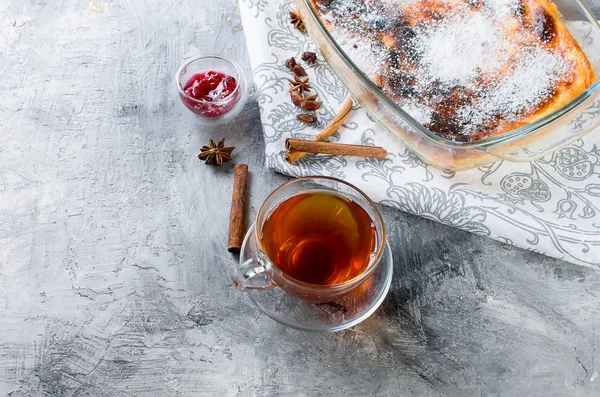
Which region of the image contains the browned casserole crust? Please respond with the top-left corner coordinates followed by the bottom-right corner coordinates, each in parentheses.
top-left (310, 0), bottom-right (596, 142)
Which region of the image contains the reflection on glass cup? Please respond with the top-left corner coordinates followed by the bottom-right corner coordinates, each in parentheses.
top-left (233, 176), bottom-right (386, 303)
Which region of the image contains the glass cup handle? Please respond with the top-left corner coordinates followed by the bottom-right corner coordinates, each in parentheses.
top-left (232, 257), bottom-right (276, 290)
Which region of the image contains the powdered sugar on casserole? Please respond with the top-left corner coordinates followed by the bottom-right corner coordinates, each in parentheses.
top-left (310, 0), bottom-right (596, 141)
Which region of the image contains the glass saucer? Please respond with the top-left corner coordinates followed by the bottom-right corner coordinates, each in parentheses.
top-left (240, 223), bottom-right (393, 333)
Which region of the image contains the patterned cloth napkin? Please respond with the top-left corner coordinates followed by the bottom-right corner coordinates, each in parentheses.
top-left (239, 0), bottom-right (600, 267)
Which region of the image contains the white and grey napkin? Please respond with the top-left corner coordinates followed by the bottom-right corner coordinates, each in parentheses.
top-left (239, 0), bottom-right (600, 267)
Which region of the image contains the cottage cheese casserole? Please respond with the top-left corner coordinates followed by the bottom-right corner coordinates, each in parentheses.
top-left (308, 0), bottom-right (596, 142)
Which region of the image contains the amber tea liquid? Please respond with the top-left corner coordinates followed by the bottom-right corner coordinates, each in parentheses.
top-left (260, 192), bottom-right (377, 285)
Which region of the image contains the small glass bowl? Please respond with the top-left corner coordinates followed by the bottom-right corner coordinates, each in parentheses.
top-left (175, 55), bottom-right (249, 125)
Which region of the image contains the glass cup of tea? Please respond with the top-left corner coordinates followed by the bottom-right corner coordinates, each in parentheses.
top-left (233, 176), bottom-right (386, 303)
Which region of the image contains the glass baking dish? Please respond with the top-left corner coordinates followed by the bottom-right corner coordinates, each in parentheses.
top-left (295, 0), bottom-right (600, 170)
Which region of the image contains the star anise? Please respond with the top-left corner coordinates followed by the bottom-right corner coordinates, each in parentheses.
top-left (304, 95), bottom-right (322, 111)
top-left (290, 11), bottom-right (305, 33)
top-left (290, 91), bottom-right (303, 107)
top-left (301, 51), bottom-right (317, 65)
top-left (288, 75), bottom-right (311, 98)
top-left (285, 57), bottom-right (297, 70)
top-left (198, 138), bottom-right (235, 166)
top-left (297, 114), bottom-right (317, 125)
top-left (291, 64), bottom-right (307, 77)
top-left (285, 57), bottom-right (307, 76)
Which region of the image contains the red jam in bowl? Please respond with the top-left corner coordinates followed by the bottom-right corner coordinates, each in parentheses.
top-left (180, 71), bottom-right (239, 118)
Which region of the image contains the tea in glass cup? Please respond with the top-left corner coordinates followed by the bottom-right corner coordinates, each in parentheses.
top-left (233, 176), bottom-right (386, 303)
top-left (260, 192), bottom-right (376, 285)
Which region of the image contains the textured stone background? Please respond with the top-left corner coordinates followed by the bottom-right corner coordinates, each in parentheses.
top-left (1, 0), bottom-right (600, 396)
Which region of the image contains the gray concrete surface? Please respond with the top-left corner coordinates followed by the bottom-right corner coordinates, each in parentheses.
top-left (1, 0), bottom-right (600, 396)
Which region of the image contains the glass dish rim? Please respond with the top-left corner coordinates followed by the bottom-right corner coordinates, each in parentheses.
top-left (175, 54), bottom-right (244, 106)
top-left (299, 0), bottom-right (600, 150)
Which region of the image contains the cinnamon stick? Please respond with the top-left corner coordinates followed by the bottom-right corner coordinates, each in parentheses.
top-left (286, 97), bottom-right (353, 163)
top-left (228, 164), bottom-right (249, 253)
top-left (286, 139), bottom-right (387, 159)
